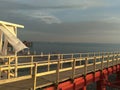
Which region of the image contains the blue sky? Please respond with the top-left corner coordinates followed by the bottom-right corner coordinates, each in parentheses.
top-left (1, 0), bottom-right (120, 43)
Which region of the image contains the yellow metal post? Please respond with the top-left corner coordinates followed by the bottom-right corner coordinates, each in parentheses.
top-left (60, 54), bottom-right (63, 69)
top-left (107, 54), bottom-right (109, 68)
top-left (15, 56), bottom-right (18, 77)
top-left (31, 56), bottom-right (34, 76)
top-left (84, 58), bottom-right (88, 75)
top-left (93, 57), bottom-right (96, 72)
top-left (48, 54), bottom-right (50, 71)
top-left (72, 59), bottom-right (76, 79)
top-left (8, 57), bottom-right (10, 79)
top-left (33, 63), bottom-right (37, 90)
top-left (112, 52), bottom-right (114, 66)
top-left (101, 56), bottom-right (104, 70)
top-left (56, 60), bottom-right (60, 85)
top-left (79, 53), bottom-right (81, 65)
top-left (71, 54), bottom-right (73, 67)
top-left (116, 53), bottom-right (119, 65)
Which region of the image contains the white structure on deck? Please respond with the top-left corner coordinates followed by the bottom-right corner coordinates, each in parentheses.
top-left (0, 21), bottom-right (27, 56)
top-left (0, 21), bottom-right (27, 78)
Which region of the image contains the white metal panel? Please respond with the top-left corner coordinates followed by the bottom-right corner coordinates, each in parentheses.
top-left (0, 21), bottom-right (24, 28)
top-left (0, 24), bottom-right (27, 52)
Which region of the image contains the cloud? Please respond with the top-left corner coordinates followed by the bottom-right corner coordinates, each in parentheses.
top-left (12, 10), bottom-right (61, 24)
top-left (39, 15), bottom-right (61, 24)
top-left (30, 12), bottom-right (61, 24)
top-left (0, 0), bottom-right (107, 24)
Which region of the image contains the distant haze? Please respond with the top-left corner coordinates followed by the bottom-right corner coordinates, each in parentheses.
top-left (1, 0), bottom-right (120, 43)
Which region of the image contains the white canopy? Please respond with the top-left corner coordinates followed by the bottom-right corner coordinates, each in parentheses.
top-left (0, 21), bottom-right (27, 55)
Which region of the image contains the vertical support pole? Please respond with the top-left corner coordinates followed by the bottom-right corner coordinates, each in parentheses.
top-left (112, 52), bottom-right (114, 66)
top-left (58, 54), bottom-right (62, 69)
top-left (72, 59), bottom-right (76, 79)
top-left (60, 54), bottom-right (63, 69)
top-left (79, 53), bottom-right (81, 65)
top-left (58, 54), bottom-right (60, 60)
top-left (107, 54), bottom-right (109, 68)
top-left (8, 57), bottom-right (10, 79)
top-left (118, 52), bottom-right (120, 64)
top-left (84, 58), bottom-right (87, 75)
top-left (48, 54), bottom-right (50, 71)
top-left (33, 63), bottom-right (37, 90)
top-left (31, 56), bottom-right (33, 76)
top-left (93, 57), bottom-right (96, 72)
top-left (56, 60), bottom-right (60, 85)
top-left (116, 53), bottom-right (118, 65)
top-left (71, 54), bottom-right (73, 67)
top-left (15, 56), bottom-right (18, 77)
top-left (98, 52), bottom-right (100, 62)
top-left (101, 56), bottom-right (104, 70)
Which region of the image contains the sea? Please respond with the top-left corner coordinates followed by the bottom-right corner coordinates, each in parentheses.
top-left (29, 42), bottom-right (120, 54)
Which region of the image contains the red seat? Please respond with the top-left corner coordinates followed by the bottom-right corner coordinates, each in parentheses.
top-left (86, 73), bottom-right (94, 85)
top-left (61, 84), bottom-right (74, 90)
top-left (95, 71), bottom-right (101, 82)
top-left (74, 77), bottom-right (85, 90)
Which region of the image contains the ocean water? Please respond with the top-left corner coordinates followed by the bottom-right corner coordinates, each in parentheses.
top-left (29, 42), bottom-right (120, 54)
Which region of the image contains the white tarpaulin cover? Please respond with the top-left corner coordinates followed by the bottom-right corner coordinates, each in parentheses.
top-left (0, 25), bottom-right (28, 52)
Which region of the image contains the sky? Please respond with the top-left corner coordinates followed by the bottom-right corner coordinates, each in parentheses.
top-left (0, 0), bottom-right (120, 43)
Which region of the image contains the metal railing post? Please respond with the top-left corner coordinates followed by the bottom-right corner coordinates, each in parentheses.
top-left (107, 53), bottom-right (109, 68)
top-left (15, 56), bottom-right (18, 78)
top-left (79, 53), bottom-right (81, 65)
top-left (98, 52), bottom-right (100, 62)
top-left (31, 56), bottom-right (34, 76)
top-left (60, 54), bottom-right (63, 69)
top-left (93, 57), bottom-right (96, 72)
top-left (71, 54), bottom-right (74, 67)
top-left (101, 56), bottom-right (104, 70)
top-left (48, 54), bottom-right (50, 71)
top-left (33, 63), bottom-right (37, 90)
top-left (56, 60), bottom-right (60, 85)
top-left (84, 58), bottom-right (88, 75)
top-left (116, 53), bottom-right (119, 65)
top-left (118, 52), bottom-right (120, 64)
top-left (8, 57), bottom-right (10, 79)
top-left (72, 59), bottom-right (76, 79)
top-left (58, 54), bottom-right (62, 69)
top-left (112, 52), bottom-right (114, 66)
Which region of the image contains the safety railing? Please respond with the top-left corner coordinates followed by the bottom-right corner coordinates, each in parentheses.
top-left (0, 52), bottom-right (120, 90)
